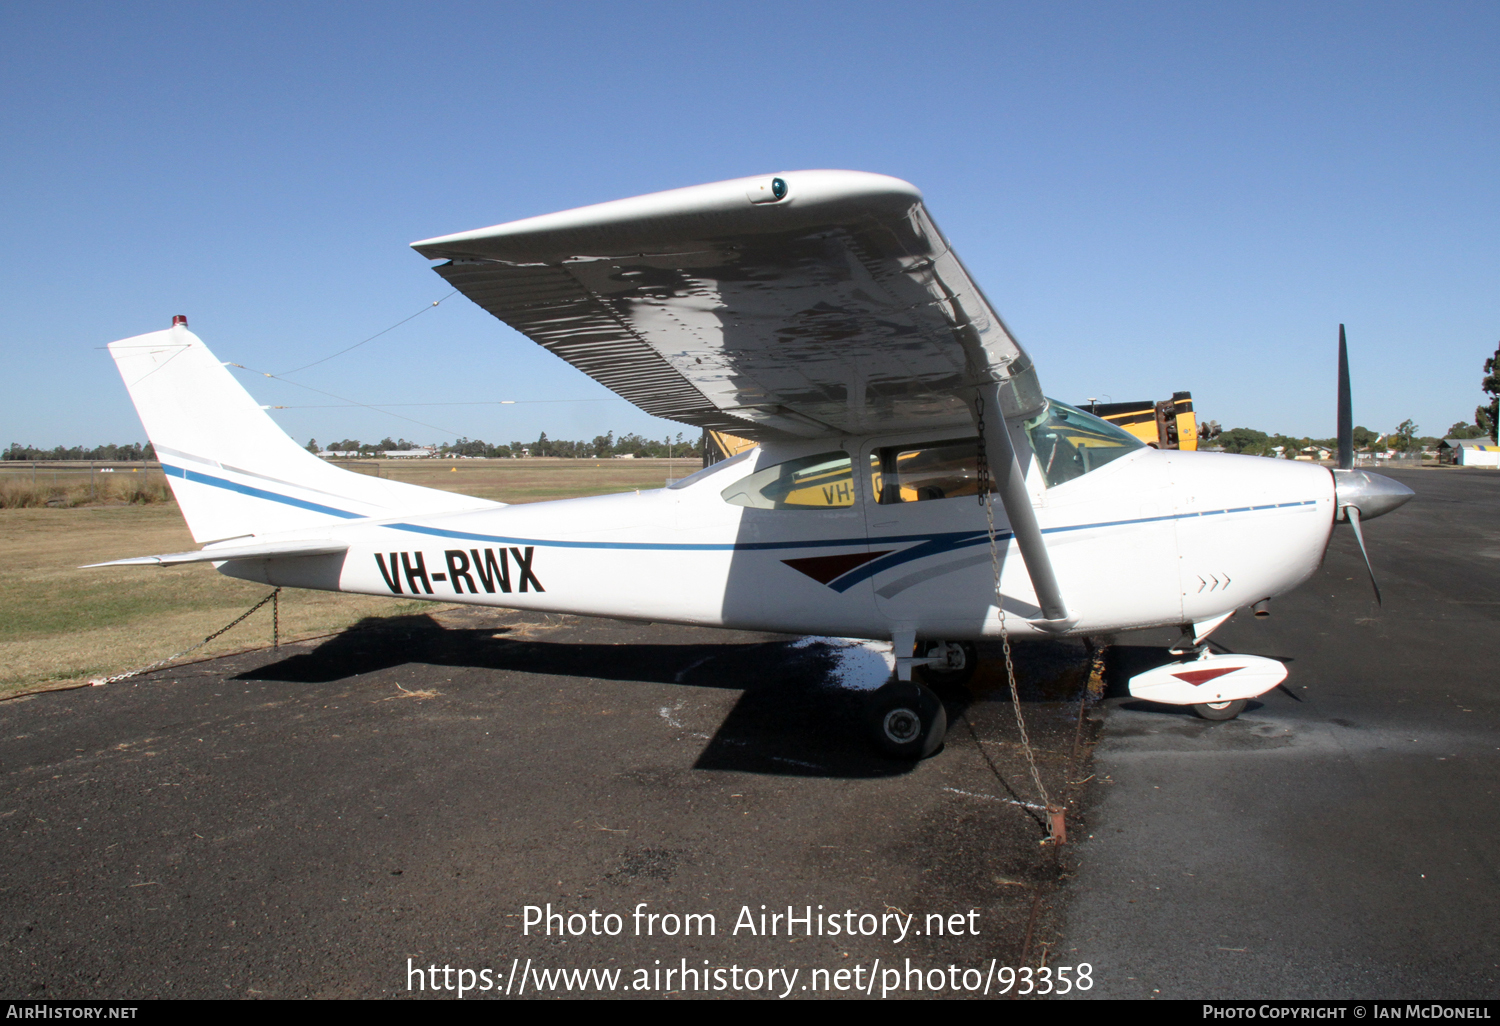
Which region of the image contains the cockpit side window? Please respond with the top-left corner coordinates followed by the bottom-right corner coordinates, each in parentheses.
top-left (866, 399), bottom-right (1145, 500)
top-left (1025, 399), bottom-right (1145, 487)
top-left (721, 451), bottom-right (855, 509)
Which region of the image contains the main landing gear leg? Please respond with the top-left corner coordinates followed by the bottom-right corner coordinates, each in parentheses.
top-left (916, 640), bottom-right (979, 688)
top-left (871, 634), bottom-right (976, 758)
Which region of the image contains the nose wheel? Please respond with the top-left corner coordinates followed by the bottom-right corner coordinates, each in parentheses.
top-left (1192, 699), bottom-right (1247, 721)
top-left (866, 681), bottom-right (947, 759)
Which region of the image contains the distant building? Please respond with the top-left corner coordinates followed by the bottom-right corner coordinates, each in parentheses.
top-left (1438, 438), bottom-right (1500, 467)
top-left (382, 448), bottom-right (437, 459)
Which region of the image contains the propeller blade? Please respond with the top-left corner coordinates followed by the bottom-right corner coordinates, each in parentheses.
top-left (1337, 324), bottom-right (1353, 470)
top-left (1344, 505), bottom-right (1382, 604)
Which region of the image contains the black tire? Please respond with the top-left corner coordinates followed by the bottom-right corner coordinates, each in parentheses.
top-left (1192, 699), bottom-right (1247, 721)
top-left (916, 640), bottom-right (979, 688)
top-left (867, 681), bottom-right (947, 759)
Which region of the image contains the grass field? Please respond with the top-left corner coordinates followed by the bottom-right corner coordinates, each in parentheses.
top-left (0, 458), bottom-right (705, 698)
top-left (0, 462), bottom-right (171, 508)
top-left (365, 456), bottom-right (700, 501)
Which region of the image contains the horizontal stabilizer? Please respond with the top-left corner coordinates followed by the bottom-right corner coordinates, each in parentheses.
top-left (83, 539), bottom-right (348, 568)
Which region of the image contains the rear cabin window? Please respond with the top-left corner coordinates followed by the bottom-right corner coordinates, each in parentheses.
top-left (721, 451), bottom-right (855, 509)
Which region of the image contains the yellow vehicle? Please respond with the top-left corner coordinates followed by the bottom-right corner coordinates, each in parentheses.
top-left (702, 428), bottom-right (759, 465)
top-left (1087, 392), bottom-right (1198, 450)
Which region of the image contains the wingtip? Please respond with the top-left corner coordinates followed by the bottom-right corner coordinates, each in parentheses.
top-left (410, 170), bottom-right (924, 259)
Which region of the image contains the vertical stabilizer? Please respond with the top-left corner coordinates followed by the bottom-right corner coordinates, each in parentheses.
top-left (108, 321), bottom-right (498, 543)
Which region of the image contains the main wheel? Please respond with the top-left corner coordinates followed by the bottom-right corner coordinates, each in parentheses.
top-left (1192, 699), bottom-right (1247, 721)
top-left (867, 681), bottom-right (947, 759)
top-left (916, 640), bottom-right (979, 688)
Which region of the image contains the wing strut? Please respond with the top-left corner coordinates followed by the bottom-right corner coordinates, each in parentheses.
top-left (975, 384), bottom-right (1072, 630)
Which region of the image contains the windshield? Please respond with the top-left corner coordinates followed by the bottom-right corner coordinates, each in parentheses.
top-left (1025, 399), bottom-right (1144, 487)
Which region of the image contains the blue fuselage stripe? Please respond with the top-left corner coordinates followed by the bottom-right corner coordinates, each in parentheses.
top-left (828, 499), bottom-right (1318, 591)
top-left (164, 462), bottom-right (1319, 583)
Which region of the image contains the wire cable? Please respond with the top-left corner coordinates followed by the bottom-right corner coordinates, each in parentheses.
top-left (277, 291), bottom-right (458, 376)
top-left (226, 363), bottom-right (462, 437)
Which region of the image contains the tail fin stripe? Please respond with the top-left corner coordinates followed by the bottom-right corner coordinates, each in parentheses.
top-left (165, 464), bottom-right (364, 520)
top-left (157, 444), bottom-right (381, 504)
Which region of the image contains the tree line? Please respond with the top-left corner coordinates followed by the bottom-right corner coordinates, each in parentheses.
top-left (4, 442), bottom-right (156, 462)
top-left (3, 431), bottom-right (704, 463)
top-left (307, 430), bottom-right (704, 460)
top-left (1206, 418), bottom-right (1487, 458)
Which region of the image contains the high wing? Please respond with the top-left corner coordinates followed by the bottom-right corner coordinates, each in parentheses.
top-left (411, 170), bottom-right (1044, 441)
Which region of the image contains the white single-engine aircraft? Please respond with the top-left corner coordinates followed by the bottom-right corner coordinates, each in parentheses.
top-left (95, 171), bottom-right (1412, 757)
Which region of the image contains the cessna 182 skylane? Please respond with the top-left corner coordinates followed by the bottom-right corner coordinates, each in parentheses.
top-left (95, 171), bottom-right (1412, 757)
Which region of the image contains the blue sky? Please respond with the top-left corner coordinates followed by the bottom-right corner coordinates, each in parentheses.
top-left (3, 1), bottom-right (1496, 449)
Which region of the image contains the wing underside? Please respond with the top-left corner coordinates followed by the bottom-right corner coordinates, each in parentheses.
top-left (413, 171), bottom-right (1043, 441)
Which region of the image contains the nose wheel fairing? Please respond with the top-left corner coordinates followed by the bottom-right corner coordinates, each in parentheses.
top-left (1127, 651), bottom-right (1288, 718)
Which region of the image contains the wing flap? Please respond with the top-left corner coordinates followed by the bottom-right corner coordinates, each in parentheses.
top-left (434, 259), bottom-right (734, 429)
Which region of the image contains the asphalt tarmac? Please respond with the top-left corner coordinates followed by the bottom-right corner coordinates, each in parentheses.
top-left (1065, 467), bottom-right (1500, 998)
top-left (2, 601), bottom-right (1092, 999)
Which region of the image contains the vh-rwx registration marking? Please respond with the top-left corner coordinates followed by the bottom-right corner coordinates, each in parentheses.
top-left (374, 547), bottom-right (544, 596)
